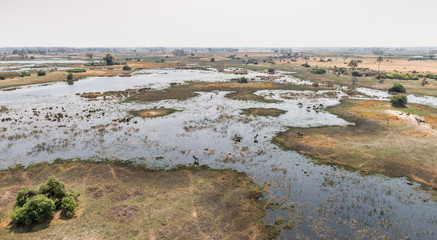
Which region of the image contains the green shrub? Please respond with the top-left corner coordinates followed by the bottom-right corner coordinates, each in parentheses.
top-left (66, 68), bottom-right (86, 73)
top-left (388, 83), bottom-right (406, 93)
top-left (238, 77), bottom-right (248, 83)
top-left (0, 75), bottom-right (5, 80)
top-left (122, 65), bottom-right (131, 71)
top-left (67, 73), bottom-right (74, 85)
top-left (310, 68), bottom-right (326, 74)
top-left (351, 70), bottom-right (363, 77)
top-left (312, 82), bottom-right (319, 87)
top-left (37, 70), bottom-right (46, 76)
top-left (39, 176), bottom-right (66, 208)
top-left (390, 94), bottom-right (407, 107)
top-left (15, 187), bottom-right (37, 207)
top-left (11, 194), bottom-right (55, 226)
top-left (61, 196), bottom-right (77, 218)
top-left (267, 68), bottom-right (275, 73)
top-left (20, 71), bottom-right (31, 77)
top-left (301, 63), bottom-right (310, 68)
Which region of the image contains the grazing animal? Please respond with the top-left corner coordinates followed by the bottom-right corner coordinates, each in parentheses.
top-left (193, 155), bottom-right (199, 166)
top-left (406, 113), bottom-right (410, 116)
top-left (297, 132), bottom-right (304, 138)
top-left (399, 112), bottom-right (403, 115)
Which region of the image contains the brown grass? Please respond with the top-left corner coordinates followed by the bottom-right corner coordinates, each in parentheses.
top-left (273, 99), bottom-right (437, 188)
top-left (0, 161), bottom-right (276, 239)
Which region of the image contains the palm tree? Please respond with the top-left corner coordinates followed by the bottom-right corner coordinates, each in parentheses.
top-left (377, 57), bottom-right (383, 80)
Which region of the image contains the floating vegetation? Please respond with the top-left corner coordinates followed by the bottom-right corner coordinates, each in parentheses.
top-left (129, 108), bottom-right (180, 118)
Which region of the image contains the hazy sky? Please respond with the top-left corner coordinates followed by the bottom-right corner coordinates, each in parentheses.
top-left (1, 0), bottom-right (436, 47)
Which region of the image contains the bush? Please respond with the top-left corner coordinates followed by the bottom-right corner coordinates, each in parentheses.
top-left (39, 176), bottom-right (66, 208)
top-left (301, 63), bottom-right (310, 68)
top-left (0, 75), bottom-right (5, 80)
top-left (390, 94), bottom-right (407, 107)
top-left (67, 73), bottom-right (74, 85)
top-left (312, 82), bottom-right (319, 87)
top-left (267, 68), bottom-right (275, 73)
top-left (20, 71), bottom-right (31, 77)
top-left (103, 53), bottom-right (116, 65)
top-left (66, 68), bottom-right (86, 73)
top-left (61, 196), bottom-right (77, 218)
top-left (37, 70), bottom-right (46, 76)
top-left (310, 68), bottom-right (326, 74)
top-left (238, 77), bottom-right (248, 83)
top-left (11, 194), bottom-right (55, 226)
top-left (388, 83), bottom-right (406, 93)
top-left (351, 70), bottom-right (363, 77)
top-left (122, 65), bottom-right (131, 71)
top-left (15, 187), bottom-right (37, 207)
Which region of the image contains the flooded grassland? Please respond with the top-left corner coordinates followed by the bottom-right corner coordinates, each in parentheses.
top-left (0, 68), bottom-right (437, 239)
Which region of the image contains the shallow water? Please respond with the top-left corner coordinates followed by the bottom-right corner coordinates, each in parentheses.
top-left (0, 69), bottom-right (436, 239)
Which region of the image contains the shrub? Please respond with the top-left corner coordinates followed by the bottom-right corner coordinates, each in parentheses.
top-left (20, 71), bottom-right (31, 77)
top-left (67, 73), bottom-right (74, 85)
top-left (122, 65), bottom-right (131, 71)
top-left (39, 176), bottom-right (66, 208)
top-left (267, 68), bottom-right (275, 73)
top-left (310, 68), bottom-right (326, 74)
top-left (11, 194), bottom-right (55, 226)
top-left (388, 83), bottom-right (406, 93)
top-left (390, 94), bottom-right (407, 107)
top-left (312, 82), bottom-right (319, 87)
top-left (238, 77), bottom-right (248, 83)
top-left (61, 196), bottom-right (77, 218)
top-left (0, 75), bottom-right (5, 80)
top-left (301, 63), bottom-right (310, 68)
top-left (37, 70), bottom-right (46, 76)
top-left (15, 187), bottom-right (37, 207)
top-left (66, 68), bottom-right (86, 73)
top-left (351, 70), bottom-right (362, 77)
top-left (210, 58), bottom-right (215, 62)
top-left (103, 53), bottom-right (116, 65)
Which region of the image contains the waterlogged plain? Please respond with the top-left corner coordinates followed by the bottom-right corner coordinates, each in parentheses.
top-left (0, 69), bottom-right (437, 239)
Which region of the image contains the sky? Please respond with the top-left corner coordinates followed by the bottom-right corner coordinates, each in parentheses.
top-left (0, 0), bottom-right (436, 48)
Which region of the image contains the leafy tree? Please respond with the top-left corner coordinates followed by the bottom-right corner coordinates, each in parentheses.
top-left (61, 196), bottom-right (77, 218)
top-left (122, 65), bottom-right (131, 71)
top-left (377, 57), bottom-right (383, 79)
top-left (67, 73), bottom-right (74, 85)
top-left (348, 60), bottom-right (359, 69)
top-left (15, 187), bottom-right (37, 207)
top-left (103, 53), bottom-right (116, 65)
top-left (388, 83), bottom-right (406, 93)
top-left (390, 94), bottom-right (407, 107)
top-left (39, 176), bottom-right (66, 208)
top-left (11, 195), bottom-right (55, 226)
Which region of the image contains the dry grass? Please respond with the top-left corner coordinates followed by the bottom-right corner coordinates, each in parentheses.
top-left (129, 108), bottom-right (179, 118)
top-left (273, 99), bottom-right (437, 188)
top-left (0, 161), bottom-right (276, 240)
top-left (241, 108), bottom-right (287, 117)
top-left (131, 81), bottom-right (330, 103)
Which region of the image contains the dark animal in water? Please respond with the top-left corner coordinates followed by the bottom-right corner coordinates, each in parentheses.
top-left (399, 112), bottom-right (403, 116)
top-left (254, 134), bottom-right (259, 139)
top-left (297, 132), bottom-right (304, 138)
top-left (193, 155), bottom-right (199, 166)
top-left (319, 104), bottom-right (324, 108)
top-left (298, 103), bottom-right (303, 108)
top-left (406, 113), bottom-right (410, 116)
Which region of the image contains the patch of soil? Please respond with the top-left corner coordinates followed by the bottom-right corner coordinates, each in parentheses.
top-left (107, 205), bottom-right (140, 222)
